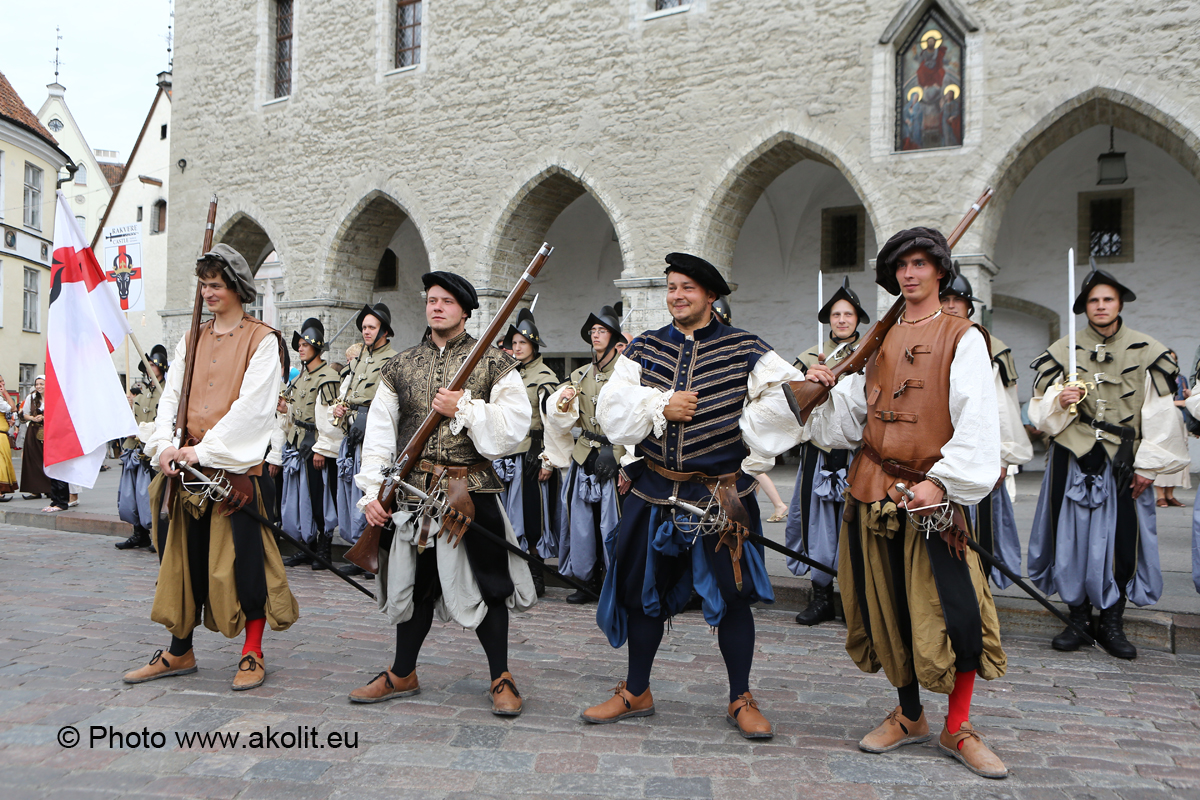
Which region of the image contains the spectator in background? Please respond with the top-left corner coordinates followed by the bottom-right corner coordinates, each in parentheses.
top-left (1155, 352), bottom-right (1191, 507)
top-left (20, 376), bottom-right (53, 500)
top-left (0, 376), bottom-right (16, 501)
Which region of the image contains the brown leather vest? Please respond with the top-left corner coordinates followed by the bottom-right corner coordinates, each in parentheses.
top-left (848, 312), bottom-right (980, 503)
top-left (186, 315), bottom-right (279, 475)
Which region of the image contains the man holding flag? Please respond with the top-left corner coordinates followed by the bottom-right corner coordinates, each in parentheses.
top-left (43, 191), bottom-right (137, 489)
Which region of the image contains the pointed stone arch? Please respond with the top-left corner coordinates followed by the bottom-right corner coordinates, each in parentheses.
top-left (878, 0), bottom-right (979, 44)
top-left (214, 211), bottom-right (277, 272)
top-left (688, 130), bottom-right (879, 275)
top-left (979, 87), bottom-right (1200, 255)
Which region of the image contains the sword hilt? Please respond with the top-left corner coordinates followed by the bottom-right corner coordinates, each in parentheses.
top-left (1059, 374), bottom-right (1095, 416)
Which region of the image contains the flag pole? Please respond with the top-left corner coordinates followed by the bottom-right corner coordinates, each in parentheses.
top-left (124, 314), bottom-right (131, 392)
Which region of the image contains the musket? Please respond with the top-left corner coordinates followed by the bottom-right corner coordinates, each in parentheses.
top-left (783, 187), bottom-right (995, 426)
top-left (163, 196), bottom-right (218, 509)
top-left (892, 482), bottom-right (1106, 654)
top-left (174, 462), bottom-right (375, 599)
top-left (344, 243), bottom-right (555, 573)
top-left (669, 495), bottom-right (837, 578)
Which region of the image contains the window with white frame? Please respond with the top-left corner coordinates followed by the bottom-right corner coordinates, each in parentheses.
top-left (23, 267), bottom-right (39, 332)
top-left (274, 0), bottom-right (294, 98)
top-left (23, 163), bottom-right (43, 229)
top-left (396, 0), bottom-right (423, 68)
top-left (75, 164), bottom-right (87, 185)
top-left (19, 363), bottom-right (36, 401)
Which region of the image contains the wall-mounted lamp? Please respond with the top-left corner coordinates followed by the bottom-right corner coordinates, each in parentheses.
top-left (1096, 126), bottom-right (1127, 185)
top-left (177, 158), bottom-right (188, 173)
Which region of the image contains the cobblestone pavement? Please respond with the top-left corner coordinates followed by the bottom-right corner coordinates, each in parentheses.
top-left (1, 525), bottom-right (1198, 800)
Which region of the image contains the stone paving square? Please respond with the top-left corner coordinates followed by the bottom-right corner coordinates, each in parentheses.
top-left (0, 525), bottom-right (1198, 799)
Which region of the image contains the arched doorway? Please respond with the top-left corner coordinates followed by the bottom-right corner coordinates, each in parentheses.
top-left (486, 167), bottom-right (626, 380)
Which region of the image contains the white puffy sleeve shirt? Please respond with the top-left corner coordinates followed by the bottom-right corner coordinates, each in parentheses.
top-left (356, 369), bottom-right (531, 505)
top-left (807, 327), bottom-right (1000, 505)
top-left (595, 351), bottom-right (805, 476)
top-left (146, 334), bottom-right (282, 473)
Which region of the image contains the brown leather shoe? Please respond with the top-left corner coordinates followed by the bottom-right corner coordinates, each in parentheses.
top-left (123, 649), bottom-right (198, 684)
top-left (858, 705), bottom-right (933, 753)
top-left (580, 680), bottom-right (655, 724)
top-left (231, 653), bottom-right (265, 691)
top-left (489, 672), bottom-right (523, 717)
top-left (349, 669), bottom-right (419, 704)
top-left (727, 691), bottom-right (774, 739)
top-left (938, 719), bottom-right (1008, 779)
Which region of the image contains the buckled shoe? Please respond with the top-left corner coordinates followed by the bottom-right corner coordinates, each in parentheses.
top-left (727, 692), bottom-right (774, 739)
top-left (938, 719), bottom-right (1008, 778)
top-left (580, 680), bottom-right (655, 723)
top-left (858, 705), bottom-right (932, 753)
top-left (349, 669), bottom-right (419, 703)
top-left (122, 649), bottom-right (198, 684)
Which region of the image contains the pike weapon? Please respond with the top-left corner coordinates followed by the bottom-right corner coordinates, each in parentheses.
top-left (174, 462), bottom-right (375, 599)
top-left (783, 187), bottom-right (995, 426)
top-left (893, 482), bottom-right (1104, 653)
top-left (344, 243), bottom-right (555, 573)
top-left (388, 475), bottom-right (598, 600)
top-left (668, 495), bottom-right (837, 578)
top-left (164, 196), bottom-right (218, 510)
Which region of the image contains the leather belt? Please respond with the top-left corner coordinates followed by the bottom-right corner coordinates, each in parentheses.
top-left (580, 430), bottom-right (611, 447)
top-left (416, 459), bottom-right (492, 479)
top-left (348, 401), bottom-right (371, 411)
top-left (1077, 410), bottom-right (1136, 442)
top-left (294, 419), bottom-right (317, 431)
top-left (860, 443), bottom-right (930, 484)
top-left (645, 459), bottom-right (739, 489)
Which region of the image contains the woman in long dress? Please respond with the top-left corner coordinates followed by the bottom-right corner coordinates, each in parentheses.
top-left (0, 375), bottom-right (16, 501)
top-left (19, 376), bottom-right (53, 499)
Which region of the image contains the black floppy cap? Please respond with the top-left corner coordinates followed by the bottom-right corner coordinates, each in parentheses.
top-left (664, 252), bottom-right (731, 297)
top-left (356, 302), bottom-right (394, 339)
top-left (422, 271), bottom-right (479, 317)
top-left (292, 317), bottom-right (326, 352)
top-left (875, 227), bottom-right (956, 296)
top-left (1073, 268), bottom-right (1135, 314)
top-left (818, 277), bottom-right (870, 325)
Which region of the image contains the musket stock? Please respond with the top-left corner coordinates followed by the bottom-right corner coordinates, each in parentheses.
top-left (345, 244), bottom-right (555, 573)
top-left (782, 187), bottom-right (994, 425)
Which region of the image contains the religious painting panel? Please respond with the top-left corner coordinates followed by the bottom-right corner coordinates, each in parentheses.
top-left (895, 6), bottom-right (964, 151)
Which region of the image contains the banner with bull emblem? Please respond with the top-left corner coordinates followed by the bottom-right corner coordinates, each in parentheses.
top-left (101, 224), bottom-right (144, 312)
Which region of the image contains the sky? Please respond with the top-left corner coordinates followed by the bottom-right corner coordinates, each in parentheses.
top-left (2, 0), bottom-right (173, 161)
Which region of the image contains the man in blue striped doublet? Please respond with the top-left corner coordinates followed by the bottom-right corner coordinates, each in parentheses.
top-left (579, 253), bottom-right (803, 738)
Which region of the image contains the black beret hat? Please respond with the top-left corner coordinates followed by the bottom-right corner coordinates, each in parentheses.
top-left (875, 227), bottom-right (956, 296)
top-left (422, 272), bottom-right (479, 317)
top-left (663, 252), bottom-right (732, 297)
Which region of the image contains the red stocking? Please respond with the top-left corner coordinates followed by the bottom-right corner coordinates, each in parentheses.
top-left (242, 618), bottom-right (265, 658)
top-left (946, 669), bottom-right (976, 736)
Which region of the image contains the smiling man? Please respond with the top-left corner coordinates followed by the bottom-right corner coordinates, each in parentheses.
top-left (805, 228), bottom-right (1007, 778)
top-left (580, 252), bottom-right (803, 739)
top-left (131, 243), bottom-right (296, 692)
top-left (349, 271), bottom-right (535, 714)
top-left (1027, 268), bottom-right (1184, 659)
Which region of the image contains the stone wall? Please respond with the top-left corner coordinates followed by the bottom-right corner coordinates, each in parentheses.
top-left (166, 0), bottom-right (1200, 358)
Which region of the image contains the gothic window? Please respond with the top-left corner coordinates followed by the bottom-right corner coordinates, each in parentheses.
top-left (274, 0), bottom-right (293, 98)
top-left (375, 248), bottom-right (398, 290)
top-left (396, 0), bottom-right (423, 68)
top-left (655, 0), bottom-right (688, 9)
top-left (1078, 189), bottom-right (1134, 264)
top-left (896, 6), bottom-right (964, 151)
top-left (821, 206), bottom-right (866, 273)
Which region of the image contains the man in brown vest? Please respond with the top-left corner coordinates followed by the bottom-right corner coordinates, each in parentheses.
top-left (806, 228), bottom-right (1008, 779)
top-left (125, 244), bottom-right (298, 692)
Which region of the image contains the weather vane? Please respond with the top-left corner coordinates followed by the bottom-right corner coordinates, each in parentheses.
top-left (54, 26), bottom-right (63, 81)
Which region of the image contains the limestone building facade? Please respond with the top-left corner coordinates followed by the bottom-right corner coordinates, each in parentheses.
top-left (166, 0), bottom-right (1200, 398)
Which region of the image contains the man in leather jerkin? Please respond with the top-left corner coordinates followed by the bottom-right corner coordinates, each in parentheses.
top-left (544, 303), bottom-right (628, 603)
top-left (127, 243), bottom-right (297, 693)
top-left (580, 253), bottom-right (803, 740)
top-left (807, 228), bottom-right (1008, 779)
top-left (1028, 268), bottom-right (1184, 659)
top-left (349, 271), bottom-right (535, 715)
